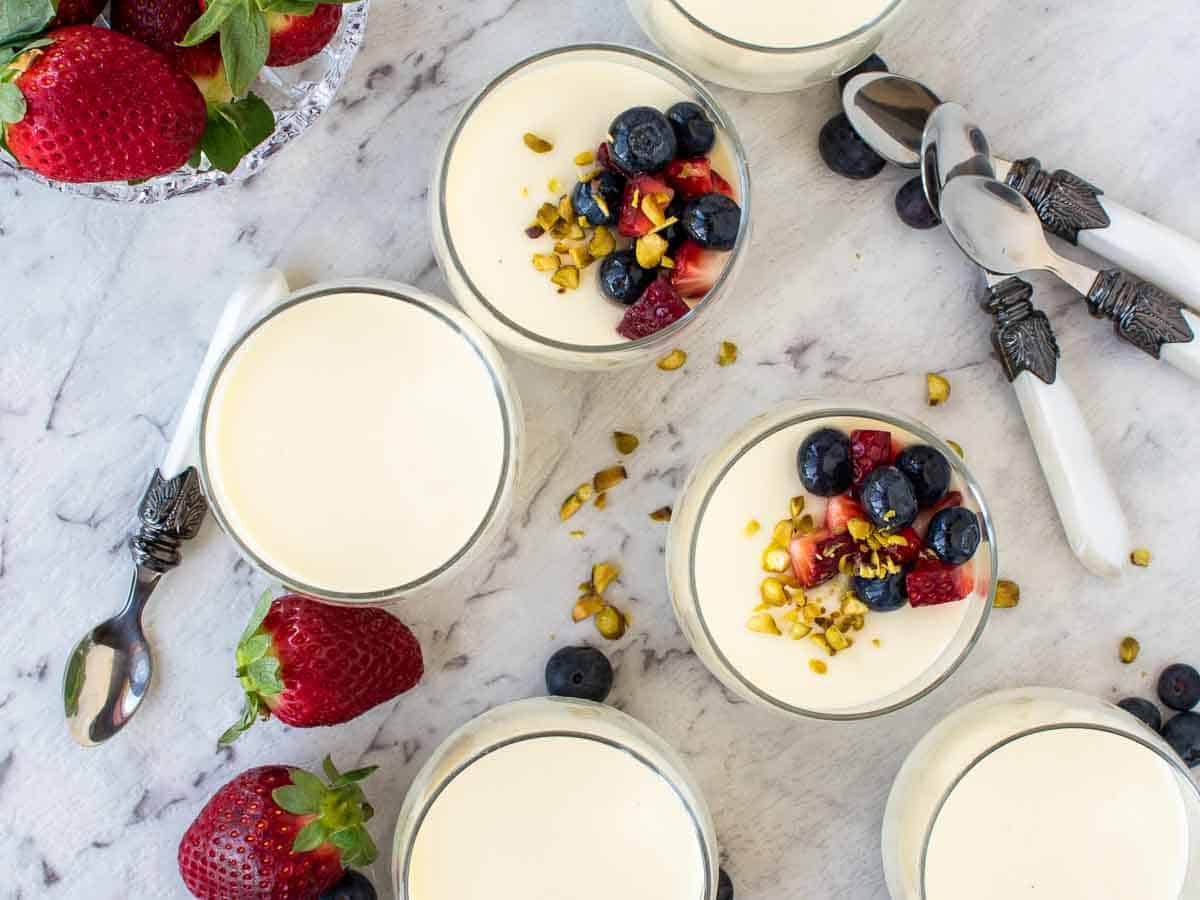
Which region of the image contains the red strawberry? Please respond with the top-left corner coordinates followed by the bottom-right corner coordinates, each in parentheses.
top-left (265, 5), bottom-right (342, 66)
top-left (597, 140), bottom-right (632, 176)
top-left (850, 429), bottom-right (895, 491)
top-left (47, 0), bottom-right (106, 27)
top-left (220, 592), bottom-right (423, 743)
top-left (665, 156), bottom-right (714, 197)
top-left (915, 490), bottom-right (963, 536)
top-left (618, 174), bottom-right (674, 238)
top-left (616, 277), bottom-right (689, 340)
top-left (178, 755), bottom-right (378, 900)
top-left (112, 0), bottom-right (201, 55)
top-left (1, 27), bottom-right (207, 183)
top-left (711, 169), bottom-right (735, 198)
top-left (789, 529), bottom-right (857, 588)
top-left (670, 240), bottom-right (724, 299)
top-left (880, 526), bottom-right (924, 566)
top-left (907, 560), bottom-right (974, 607)
top-left (825, 495), bottom-right (866, 534)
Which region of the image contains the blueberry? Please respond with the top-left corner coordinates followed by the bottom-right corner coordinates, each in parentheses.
top-left (660, 196), bottom-right (689, 253)
top-left (1117, 697), bottom-right (1163, 732)
top-left (599, 250), bottom-right (655, 305)
top-left (666, 101), bottom-right (716, 157)
top-left (609, 106), bottom-right (677, 174)
top-left (1162, 712), bottom-right (1200, 768)
top-left (546, 646), bottom-right (613, 703)
top-left (859, 465), bottom-right (918, 530)
top-left (926, 507), bottom-right (981, 565)
top-left (894, 445), bottom-right (950, 507)
top-left (852, 571), bottom-right (908, 612)
top-left (682, 193), bottom-right (741, 250)
top-left (1158, 664), bottom-right (1200, 712)
top-left (895, 175), bottom-right (939, 229)
top-left (716, 867), bottom-right (734, 900)
top-left (319, 871), bottom-right (377, 900)
top-left (797, 428), bottom-right (852, 496)
top-left (818, 113), bottom-right (886, 180)
top-left (836, 53), bottom-right (888, 92)
top-left (572, 170), bottom-right (624, 226)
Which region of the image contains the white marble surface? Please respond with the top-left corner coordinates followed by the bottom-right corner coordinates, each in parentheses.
top-left (3, 1), bottom-right (1200, 897)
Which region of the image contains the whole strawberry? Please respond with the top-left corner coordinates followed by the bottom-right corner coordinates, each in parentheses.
top-left (220, 591), bottom-right (423, 743)
top-left (178, 755), bottom-right (378, 900)
top-left (264, 4), bottom-right (342, 67)
top-left (47, 0), bottom-right (107, 27)
top-left (0, 27), bottom-right (206, 183)
top-left (112, 0), bottom-right (203, 55)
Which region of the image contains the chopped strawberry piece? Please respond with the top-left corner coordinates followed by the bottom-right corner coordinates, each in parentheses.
top-left (670, 240), bottom-right (724, 299)
top-left (711, 169), bottom-right (735, 198)
top-left (825, 495), bottom-right (865, 534)
top-left (665, 157), bottom-right (714, 197)
top-left (597, 141), bottom-right (632, 176)
top-left (789, 529), bottom-right (857, 588)
top-left (880, 527), bottom-right (923, 566)
top-left (915, 490), bottom-right (963, 536)
top-left (850, 429), bottom-right (895, 491)
top-left (907, 560), bottom-right (974, 607)
top-left (618, 175), bottom-right (675, 238)
top-left (617, 278), bottom-right (689, 339)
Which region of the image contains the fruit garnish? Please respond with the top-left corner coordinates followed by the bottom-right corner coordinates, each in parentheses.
top-left (1158, 664), bottom-right (1200, 712)
top-left (850, 429), bottom-right (894, 490)
top-left (681, 192), bottom-right (741, 250)
top-left (897, 175), bottom-right (940, 229)
top-left (825, 495), bottom-right (866, 534)
top-left (860, 465), bottom-right (919, 530)
top-left (789, 529), bottom-right (856, 588)
top-left (1161, 712), bottom-right (1200, 768)
top-left (671, 239), bottom-right (724, 299)
top-left (926, 372), bottom-right (951, 406)
top-left (718, 340), bottom-right (738, 366)
top-left (572, 169), bottom-right (623, 226)
top-left (613, 431), bottom-right (639, 454)
top-left (1119, 636), bottom-right (1140, 664)
top-left (926, 506), bottom-right (981, 564)
top-left (818, 112), bottom-right (885, 180)
top-left (1118, 697), bottom-right (1162, 731)
top-left (879, 527), bottom-right (923, 566)
top-left (852, 571), bottom-right (908, 611)
top-left (618, 174), bottom-right (675, 237)
top-left (665, 156), bottom-right (715, 197)
top-left (593, 465), bottom-right (627, 492)
top-left (993, 579), bottom-right (1020, 608)
top-left (649, 506), bottom-right (672, 522)
top-left (710, 169), bottom-right (735, 198)
top-left (896, 445), bottom-right (951, 508)
top-left (1131, 548), bottom-right (1152, 567)
top-left (617, 278), bottom-right (689, 339)
top-left (594, 605), bottom-right (627, 640)
top-left (523, 132), bottom-right (552, 153)
top-left (798, 428), bottom-right (853, 497)
top-left (666, 101), bottom-right (715, 157)
top-left (656, 348), bottom-right (687, 371)
top-left (546, 646), bottom-right (613, 702)
top-left (906, 560), bottom-right (974, 607)
top-left (599, 250), bottom-right (655, 305)
top-left (608, 106), bottom-right (677, 174)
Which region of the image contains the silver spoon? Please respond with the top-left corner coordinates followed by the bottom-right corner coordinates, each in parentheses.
top-left (63, 270), bottom-right (289, 746)
top-left (917, 101), bottom-right (993, 216)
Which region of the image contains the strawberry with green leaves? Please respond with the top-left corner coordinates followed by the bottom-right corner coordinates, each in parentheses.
top-left (178, 755), bottom-right (378, 899)
top-left (46, 0), bottom-right (107, 27)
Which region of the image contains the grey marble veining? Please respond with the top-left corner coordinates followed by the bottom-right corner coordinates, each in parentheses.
top-left (3, 0), bottom-right (1200, 897)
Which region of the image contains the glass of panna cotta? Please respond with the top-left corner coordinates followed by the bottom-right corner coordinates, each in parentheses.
top-left (882, 687), bottom-right (1200, 900)
top-left (199, 280), bottom-right (522, 604)
top-left (432, 44), bottom-right (750, 369)
top-left (392, 697), bottom-right (719, 899)
top-left (626, 0), bottom-right (915, 93)
top-left (667, 401), bottom-right (996, 720)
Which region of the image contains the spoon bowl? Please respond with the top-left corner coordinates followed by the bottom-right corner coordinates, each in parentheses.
top-left (919, 102), bottom-right (995, 215)
top-left (939, 175), bottom-right (1056, 276)
top-left (842, 72), bottom-right (941, 167)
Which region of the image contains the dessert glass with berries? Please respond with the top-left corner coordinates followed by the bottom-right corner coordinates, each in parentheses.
top-left (666, 401), bottom-right (996, 720)
top-left (391, 697), bottom-right (720, 900)
top-left (431, 44), bottom-right (750, 369)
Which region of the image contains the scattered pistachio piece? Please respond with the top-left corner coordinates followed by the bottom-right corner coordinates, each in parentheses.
top-left (809, 633), bottom-right (834, 656)
top-left (847, 518), bottom-right (872, 541)
top-left (521, 186), bottom-right (530, 198)
top-left (744, 519), bottom-right (762, 536)
top-left (551, 265), bottom-right (580, 291)
top-left (547, 177), bottom-right (561, 193)
top-left (560, 493), bottom-right (583, 521)
top-left (809, 658), bottom-right (828, 675)
top-left (613, 431), bottom-right (640, 455)
top-left (746, 612), bottom-right (781, 636)
top-left (569, 246), bottom-right (593, 269)
top-left (594, 492), bottom-right (608, 510)
top-left (789, 622), bottom-right (811, 640)
top-left (636, 232), bottom-right (669, 269)
top-left (795, 513), bottom-right (815, 535)
top-left (718, 340), bottom-right (738, 366)
top-left (650, 506), bottom-right (672, 522)
top-left (946, 440), bottom-right (964, 459)
top-left (825, 626), bottom-right (851, 652)
top-left (656, 348), bottom-right (688, 371)
top-left (842, 594), bottom-right (869, 617)
top-left (569, 530), bottom-right (584, 538)
top-left (592, 562), bottom-right (619, 595)
top-left (575, 483), bottom-right (595, 503)
top-left (762, 544), bottom-right (791, 573)
top-left (1130, 548), bottom-right (1151, 567)
top-left (1119, 636), bottom-right (1140, 664)
top-left (557, 194), bottom-right (573, 222)
top-left (760, 577), bottom-right (787, 607)
top-left (532, 253), bottom-right (559, 272)
top-left (871, 638), bottom-right (881, 647)
top-left (536, 202), bottom-right (560, 230)
top-left (641, 193), bottom-right (667, 227)
top-left (993, 579), bottom-right (1020, 608)
top-left (593, 465), bottom-right (627, 492)
top-left (523, 132), bottom-right (553, 153)
top-left (595, 605), bottom-right (627, 640)
top-left (926, 372), bottom-right (951, 406)
top-left (789, 496), bottom-right (806, 520)
top-left (574, 149), bottom-right (595, 166)
top-left (772, 519), bottom-right (794, 547)
top-left (588, 225), bottom-right (616, 258)
top-left (572, 594), bottom-right (604, 622)
top-left (567, 222), bottom-right (585, 241)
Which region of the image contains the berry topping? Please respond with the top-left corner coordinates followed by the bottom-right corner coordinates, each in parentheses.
top-left (596, 140), bottom-right (632, 176)
top-left (599, 250), bottom-right (656, 305)
top-left (926, 506), bottom-right (982, 565)
top-left (572, 170), bottom-right (625, 226)
top-left (608, 106), bottom-right (678, 174)
top-left (319, 870), bottom-right (378, 900)
top-left (906, 560), bottom-right (974, 607)
top-left (545, 646), bottom-right (614, 703)
top-left (859, 465), bottom-right (919, 530)
top-left (616, 278), bottom-right (690, 340)
top-left (797, 428), bottom-right (853, 496)
top-left (1117, 697), bottom-right (1163, 732)
top-left (1159, 664), bottom-right (1200, 712)
top-left (789, 529), bottom-right (857, 588)
top-left (895, 445), bottom-right (951, 507)
top-left (818, 112), bottom-right (886, 180)
top-left (852, 571), bottom-right (908, 612)
top-left (1162, 712), bottom-right (1200, 768)
top-left (716, 867), bottom-right (735, 900)
top-left (667, 101), bottom-right (717, 157)
top-left (670, 240), bottom-right (724, 299)
top-left (896, 175), bottom-right (940, 229)
top-left (665, 156), bottom-right (715, 197)
top-left (618, 174), bottom-right (675, 238)
top-left (825, 494), bottom-right (866, 534)
top-left (850, 429), bottom-right (895, 490)
top-left (711, 169), bottom-right (735, 198)
top-left (880, 527), bottom-right (923, 566)
top-left (837, 53), bottom-right (888, 92)
top-left (681, 192), bottom-right (741, 250)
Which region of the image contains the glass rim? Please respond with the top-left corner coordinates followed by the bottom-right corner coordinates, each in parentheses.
top-left (683, 402), bottom-right (997, 721)
top-left (662, 0), bottom-right (908, 54)
top-left (917, 720), bottom-right (1200, 898)
top-left (197, 280), bottom-right (518, 605)
top-left (434, 42), bottom-right (751, 356)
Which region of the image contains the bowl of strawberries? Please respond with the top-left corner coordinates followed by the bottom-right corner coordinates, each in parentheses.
top-left (0, 0), bottom-right (367, 201)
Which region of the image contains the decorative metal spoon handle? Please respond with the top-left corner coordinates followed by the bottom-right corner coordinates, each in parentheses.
top-left (130, 467), bottom-right (209, 572)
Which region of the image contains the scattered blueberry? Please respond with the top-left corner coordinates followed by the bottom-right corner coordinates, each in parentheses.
top-left (546, 646), bottom-right (614, 703)
top-left (926, 507), bottom-right (981, 565)
top-left (797, 428), bottom-right (853, 496)
top-left (1158, 664), bottom-right (1200, 712)
top-left (894, 445), bottom-right (950, 507)
top-left (859, 465), bottom-right (918, 530)
top-left (895, 175), bottom-right (940, 229)
top-left (682, 193), bottom-right (741, 250)
top-left (1117, 697), bottom-right (1163, 732)
top-left (572, 170), bottom-right (624, 226)
top-left (661, 195), bottom-right (689, 253)
top-left (818, 113), bottom-right (886, 180)
top-left (716, 867), bottom-right (734, 900)
top-left (609, 106), bottom-right (677, 174)
top-left (667, 101), bottom-right (716, 157)
top-left (853, 571), bottom-right (908, 612)
top-left (836, 53), bottom-right (889, 93)
top-left (1162, 712), bottom-right (1200, 768)
top-left (599, 250), bottom-right (655, 305)
top-left (319, 871), bottom-right (377, 900)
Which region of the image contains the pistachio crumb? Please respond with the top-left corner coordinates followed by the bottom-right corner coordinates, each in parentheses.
top-left (718, 341), bottom-right (738, 366)
top-left (795, 513), bottom-right (815, 535)
top-left (613, 431), bottom-right (640, 455)
top-left (551, 265), bottom-right (580, 291)
top-left (761, 544), bottom-right (791, 573)
top-left (760, 577), bottom-right (787, 607)
top-left (595, 605), bottom-right (627, 640)
top-left (575, 482), bottom-right (595, 503)
top-left (927, 372), bottom-right (951, 406)
top-left (1119, 636), bottom-right (1140, 664)
top-left (872, 638), bottom-right (881, 647)
top-left (789, 496), bottom-right (806, 520)
top-left (809, 658), bottom-right (828, 675)
top-left (636, 232), bottom-right (669, 269)
top-left (593, 465), bottom-right (627, 493)
top-left (572, 594), bottom-right (604, 622)
top-left (574, 150), bottom-right (595, 166)
top-left (560, 493), bottom-right (583, 521)
top-left (532, 253), bottom-right (559, 272)
top-left (649, 506), bottom-right (672, 522)
top-left (744, 519), bottom-right (762, 537)
top-left (1130, 548), bottom-right (1151, 567)
top-left (592, 562), bottom-right (619, 595)
top-left (523, 132), bottom-right (553, 153)
top-left (746, 612), bottom-right (781, 636)
top-left (656, 348), bottom-right (688, 371)
top-left (588, 225), bottom-right (616, 258)
top-left (594, 492), bottom-right (608, 510)
top-left (994, 579), bottom-right (1020, 608)
top-left (569, 246), bottom-right (593, 269)
top-left (569, 529), bottom-right (584, 538)
top-left (946, 440), bottom-right (964, 459)
top-left (547, 177), bottom-right (561, 193)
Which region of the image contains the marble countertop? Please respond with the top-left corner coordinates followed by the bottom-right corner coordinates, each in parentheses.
top-left (4, 0), bottom-right (1200, 896)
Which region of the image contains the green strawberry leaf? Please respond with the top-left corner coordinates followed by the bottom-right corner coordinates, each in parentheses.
top-left (288, 768), bottom-right (327, 807)
top-left (0, 0), bottom-right (54, 49)
top-left (200, 92), bottom-right (273, 172)
top-left (260, 0), bottom-right (316, 13)
top-left (220, 1), bottom-right (268, 97)
top-left (217, 693), bottom-right (261, 746)
top-left (238, 633), bottom-right (271, 664)
top-left (338, 765), bottom-right (379, 785)
top-left (322, 755), bottom-right (341, 783)
top-left (239, 588), bottom-right (273, 641)
top-left (180, 0), bottom-right (238, 47)
top-left (292, 819), bottom-right (328, 853)
top-left (244, 656), bottom-right (283, 694)
top-left (0, 82), bottom-right (22, 123)
top-left (272, 784), bottom-right (321, 816)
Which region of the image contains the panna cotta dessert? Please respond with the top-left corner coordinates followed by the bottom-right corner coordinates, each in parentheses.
top-left (627, 0), bottom-right (911, 93)
top-left (668, 403), bottom-right (994, 718)
top-left (882, 688), bottom-right (1200, 899)
top-left (392, 697), bottom-right (718, 899)
top-left (433, 44), bottom-right (749, 369)
top-left (200, 281), bottom-right (521, 603)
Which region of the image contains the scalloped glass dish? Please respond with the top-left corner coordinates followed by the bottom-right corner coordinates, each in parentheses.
top-left (0, 1), bottom-right (368, 203)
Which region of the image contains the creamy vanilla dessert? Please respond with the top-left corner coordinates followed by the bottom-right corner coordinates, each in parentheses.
top-left (201, 284), bottom-right (519, 600)
top-left (668, 406), bottom-right (992, 717)
top-left (434, 46), bottom-right (747, 368)
top-left (883, 688), bottom-right (1198, 899)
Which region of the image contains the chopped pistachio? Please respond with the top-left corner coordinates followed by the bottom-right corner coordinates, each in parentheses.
top-left (926, 372), bottom-right (951, 406)
top-left (1130, 548), bottom-right (1151, 567)
top-left (557, 194), bottom-right (573, 221)
top-left (641, 193), bottom-right (667, 227)
top-left (826, 626), bottom-right (850, 652)
top-left (772, 519), bottom-right (794, 547)
top-left (521, 186), bottom-right (530, 198)
top-left (838, 554), bottom-right (855, 576)
top-left (549, 220), bottom-right (570, 239)
top-left (591, 562), bottom-right (619, 595)
top-left (588, 225), bottom-right (616, 258)
top-left (802, 602), bottom-right (822, 625)
top-left (567, 223), bottom-right (586, 241)
top-left (547, 177), bottom-right (561, 193)
top-left (795, 513), bottom-right (815, 535)
top-left (613, 431), bottom-right (640, 455)
top-left (717, 340), bottom-right (738, 366)
top-left (660, 255), bottom-right (674, 269)
top-left (552, 241), bottom-right (570, 254)
top-left (656, 348), bottom-right (688, 371)
top-left (535, 202), bottom-right (560, 230)
top-left (872, 638), bottom-right (881, 647)
top-left (569, 529), bottom-right (584, 538)
top-left (946, 440), bottom-right (964, 459)
top-left (842, 595), bottom-right (869, 617)
top-left (781, 607), bottom-right (800, 624)
top-left (994, 579), bottom-right (1020, 608)
top-left (578, 169), bottom-right (599, 183)
top-left (649, 506), bottom-right (672, 522)
top-left (575, 482), bottom-right (595, 503)
top-left (636, 233), bottom-right (669, 269)
top-left (595, 605), bottom-right (627, 640)
top-left (523, 132), bottom-right (553, 153)
top-left (788, 495), bottom-right (805, 519)
top-left (809, 658), bottom-right (828, 675)
top-left (847, 517), bottom-right (872, 541)
top-left (572, 594), bottom-right (604, 622)
top-left (593, 465), bottom-right (627, 492)
top-left (845, 613), bottom-right (866, 631)
top-left (569, 246), bottom-right (593, 269)
top-left (809, 633), bottom-right (834, 656)
top-left (789, 622), bottom-right (812, 640)
top-left (762, 543), bottom-right (791, 573)
top-left (746, 612), bottom-right (781, 636)
top-left (594, 492), bottom-right (608, 510)
top-left (744, 519), bottom-right (762, 537)
top-left (1118, 636), bottom-right (1140, 664)
top-left (577, 215), bottom-right (590, 228)
top-left (532, 253), bottom-right (559, 272)
top-left (574, 150), bottom-right (595, 166)
top-left (560, 493), bottom-right (583, 521)
top-left (784, 584), bottom-right (806, 605)
top-left (551, 265), bottom-right (580, 291)
top-left (760, 577), bottom-right (788, 607)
